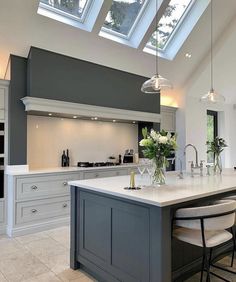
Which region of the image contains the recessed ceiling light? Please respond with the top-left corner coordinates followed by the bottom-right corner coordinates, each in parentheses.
top-left (94, 117), bottom-right (98, 120)
top-left (48, 113), bottom-right (52, 116)
top-left (61, 118), bottom-right (64, 121)
top-left (73, 116), bottom-right (77, 119)
top-left (185, 53), bottom-right (192, 58)
top-left (112, 120), bottom-right (116, 122)
top-left (133, 121), bottom-right (136, 124)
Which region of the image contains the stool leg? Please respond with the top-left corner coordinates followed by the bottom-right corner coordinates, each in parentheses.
top-left (206, 248), bottom-right (212, 282)
top-left (231, 227), bottom-right (235, 267)
top-left (200, 248), bottom-right (206, 282)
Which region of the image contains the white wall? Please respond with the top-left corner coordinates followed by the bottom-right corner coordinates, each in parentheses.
top-left (27, 115), bottom-right (138, 169)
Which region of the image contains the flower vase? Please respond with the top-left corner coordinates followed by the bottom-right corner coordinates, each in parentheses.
top-left (214, 154), bottom-right (222, 175)
top-left (152, 157), bottom-right (166, 185)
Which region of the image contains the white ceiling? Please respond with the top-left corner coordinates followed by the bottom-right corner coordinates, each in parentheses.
top-left (0, 0), bottom-right (236, 101)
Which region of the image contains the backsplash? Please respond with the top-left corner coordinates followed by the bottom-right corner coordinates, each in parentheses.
top-left (27, 115), bottom-right (138, 169)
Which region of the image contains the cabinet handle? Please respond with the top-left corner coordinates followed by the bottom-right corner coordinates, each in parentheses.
top-left (63, 203), bottom-right (68, 208)
top-left (63, 182), bottom-right (68, 186)
top-left (31, 185), bottom-right (38, 190)
top-left (31, 209), bottom-right (38, 213)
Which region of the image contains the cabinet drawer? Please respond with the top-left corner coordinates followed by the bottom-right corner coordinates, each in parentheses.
top-left (83, 169), bottom-right (129, 180)
top-left (16, 174), bottom-right (80, 201)
top-left (0, 201), bottom-right (4, 223)
top-left (16, 197), bottom-right (70, 225)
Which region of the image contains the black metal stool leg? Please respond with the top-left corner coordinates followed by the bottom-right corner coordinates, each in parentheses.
top-left (231, 227), bottom-right (235, 267)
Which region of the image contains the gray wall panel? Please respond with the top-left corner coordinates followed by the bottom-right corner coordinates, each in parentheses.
top-left (28, 47), bottom-right (160, 114)
top-left (8, 55), bottom-right (27, 165)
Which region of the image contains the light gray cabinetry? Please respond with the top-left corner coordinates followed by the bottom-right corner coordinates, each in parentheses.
top-left (0, 201), bottom-right (4, 224)
top-left (161, 106), bottom-right (177, 132)
top-left (16, 196), bottom-right (70, 225)
top-left (83, 168), bottom-right (129, 179)
top-left (7, 172), bottom-right (81, 237)
top-left (7, 166), bottom-right (137, 236)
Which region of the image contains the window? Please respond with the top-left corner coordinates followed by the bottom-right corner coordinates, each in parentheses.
top-left (39, 0), bottom-right (91, 22)
top-left (207, 110), bottom-right (218, 163)
top-left (37, 0), bottom-right (103, 32)
top-left (147, 0), bottom-right (193, 51)
top-left (102, 0), bottom-right (148, 38)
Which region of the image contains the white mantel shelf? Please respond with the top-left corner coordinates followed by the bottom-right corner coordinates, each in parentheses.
top-left (21, 97), bottom-right (161, 123)
top-left (69, 169), bottom-right (236, 207)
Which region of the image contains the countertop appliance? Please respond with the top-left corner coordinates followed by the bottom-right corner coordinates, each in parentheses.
top-left (123, 149), bottom-right (134, 164)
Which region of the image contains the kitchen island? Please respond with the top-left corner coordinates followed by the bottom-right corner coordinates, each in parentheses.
top-left (69, 170), bottom-right (236, 282)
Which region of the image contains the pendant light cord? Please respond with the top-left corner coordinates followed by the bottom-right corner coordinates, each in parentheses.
top-left (156, 0), bottom-right (158, 76)
top-left (211, 0), bottom-right (213, 90)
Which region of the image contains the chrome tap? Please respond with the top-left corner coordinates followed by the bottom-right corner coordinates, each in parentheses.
top-left (184, 144), bottom-right (204, 177)
top-left (184, 144), bottom-right (199, 168)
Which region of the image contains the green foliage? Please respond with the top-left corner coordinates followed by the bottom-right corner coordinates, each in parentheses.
top-left (206, 137), bottom-right (227, 155)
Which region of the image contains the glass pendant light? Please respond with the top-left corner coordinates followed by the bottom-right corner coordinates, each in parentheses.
top-left (200, 0), bottom-right (225, 103)
top-left (141, 0), bottom-right (172, 93)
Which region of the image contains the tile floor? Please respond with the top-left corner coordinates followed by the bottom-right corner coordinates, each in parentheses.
top-left (0, 226), bottom-right (235, 282)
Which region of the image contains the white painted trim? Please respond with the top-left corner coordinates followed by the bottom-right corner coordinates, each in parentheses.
top-left (5, 165), bottom-right (29, 175)
top-left (21, 97), bottom-right (161, 123)
top-left (161, 105), bottom-right (178, 113)
top-left (0, 79), bottom-right (9, 86)
top-left (6, 217), bottom-right (69, 237)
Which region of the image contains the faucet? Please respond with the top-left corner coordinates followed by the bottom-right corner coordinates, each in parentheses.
top-left (184, 144), bottom-right (199, 168)
top-left (184, 144), bottom-right (205, 177)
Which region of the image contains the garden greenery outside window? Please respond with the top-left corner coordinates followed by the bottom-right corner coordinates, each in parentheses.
top-left (207, 110), bottom-right (218, 163)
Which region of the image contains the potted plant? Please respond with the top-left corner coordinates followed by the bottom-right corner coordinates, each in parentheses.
top-left (139, 128), bottom-right (177, 185)
top-left (206, 137), bottom-right (227, 174)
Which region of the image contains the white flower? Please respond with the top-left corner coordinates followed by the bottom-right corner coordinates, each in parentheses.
top-left (159, 136), bottom-right (168, 144)
top-left (150, 129), bottom-right (159, 141)
top-left (167, 132), bottom-right (172, 140)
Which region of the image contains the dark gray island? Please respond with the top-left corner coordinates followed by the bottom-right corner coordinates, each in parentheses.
top-left (69, 171), bottom-right (236, 282)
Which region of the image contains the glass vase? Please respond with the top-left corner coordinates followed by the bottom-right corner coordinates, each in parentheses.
top-left (214, 154), bottom-right (222, 175)
top-left (152, 156), bottom-right (166, 185)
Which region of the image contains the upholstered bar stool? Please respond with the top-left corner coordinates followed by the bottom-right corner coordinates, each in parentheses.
top-left (173, 200), bottom-right (236, 282)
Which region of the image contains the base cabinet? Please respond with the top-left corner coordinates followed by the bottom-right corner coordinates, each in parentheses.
top-left (78, 191), bottom-right (150, 282)
top-left (7, 166), bottom-right (137, 237)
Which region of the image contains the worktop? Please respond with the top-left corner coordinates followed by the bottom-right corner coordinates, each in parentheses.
top-left (6, 163), bottom-right (138, 176)
top-left (69, 169), bottom-right (236, 207)
top-left (69, 169), bottom-right (236, 282)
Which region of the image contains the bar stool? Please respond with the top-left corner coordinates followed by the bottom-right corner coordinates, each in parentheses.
top-left (173, 200), bottom-right (236, 282)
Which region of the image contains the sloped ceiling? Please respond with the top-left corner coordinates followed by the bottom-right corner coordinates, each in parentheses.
top-left (0, 0), bottom-right (236, 99)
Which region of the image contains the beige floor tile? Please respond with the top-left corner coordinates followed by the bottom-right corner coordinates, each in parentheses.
top-left (22, 271), bottom-right (62, 282)
top-left (0, 237), bottom-right (26, 256)
top-left (24, 237), bottom-right (67, 258)
top-left (0, 272), bottom-right (7, 282)
top-left (0, 250), bottom-right (49, 282)
top-left (38, 252), bottom-right (70, 274)
top-left (46, 226), bottom-right (70, 249)
top-left (15, 231), bottom-right (49, 245)
top-left (56, 268), bottom-right (85, 282)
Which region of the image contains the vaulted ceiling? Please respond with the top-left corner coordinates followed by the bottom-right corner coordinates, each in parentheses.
top-left (0, 0), bottom-right (236, 102)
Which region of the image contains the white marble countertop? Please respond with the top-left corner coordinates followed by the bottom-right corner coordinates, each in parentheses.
top-left (6, 163), bottom-right (138, 176)
top-left (69, 169), bottom-right (236, 207)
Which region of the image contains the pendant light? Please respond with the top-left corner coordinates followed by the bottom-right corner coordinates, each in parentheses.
top-left (141, 0), bottom-right (172, 93)
top-left (200, 0), bottom-right (225, 103)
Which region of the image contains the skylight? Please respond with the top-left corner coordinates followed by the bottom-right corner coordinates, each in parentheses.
top-left (147, 0), bottom-right (194, 50)
top-left (102, 0), bottom-right (149, 38)
top-left (39, 0), bottom-right (91, 22)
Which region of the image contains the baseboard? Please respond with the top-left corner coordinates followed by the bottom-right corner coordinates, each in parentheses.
top-left (6, 217), bottom-right (70, 237)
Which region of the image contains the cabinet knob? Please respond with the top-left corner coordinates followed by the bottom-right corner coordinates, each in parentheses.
top-left (31, 209), bottom-right (38, 213)
top-left (95, 173), bottom-right (99, 178)
top-left (63, 182), bottom-right (68, 186)
top-left (31, 185), bottom-right (38, 190)
top-left (63, 203), bottom-right (68, 208)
